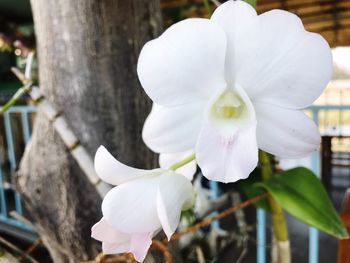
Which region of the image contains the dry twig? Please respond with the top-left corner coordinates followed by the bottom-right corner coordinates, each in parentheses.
top-left (0, 236), bottom-right (38, 263)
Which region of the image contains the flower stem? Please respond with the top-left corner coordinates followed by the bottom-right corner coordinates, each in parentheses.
top-left (169, 153), bottom-right (196, 171)
top-left (259, 150), bottom-right (291, 263)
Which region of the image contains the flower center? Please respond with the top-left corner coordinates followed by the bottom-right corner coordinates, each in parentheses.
top-left (212, 90), bottom-right (244, 120)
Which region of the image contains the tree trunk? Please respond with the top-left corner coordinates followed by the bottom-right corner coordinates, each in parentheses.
top-left (16, 1), bottom-right (161, 262)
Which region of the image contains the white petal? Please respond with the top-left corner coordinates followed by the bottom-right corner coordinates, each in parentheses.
top-left (233, 9), bottom-right (331, 109)
top-left (137, 18), bottom-right (227, 106)
top-left (91, 217), bottom-right (130, 244)
top-left (255, 102), bottom-right (321, 158)
top-left (94, 146), bottom-right (148, 185)
top-left (211, 0), bottom-right (258, 84)
top-left (159, 150), bottom-right (197, 180)
top-left (130, 233), bottom-right (153, 262)
top-left (102, 176), bottom-right (161, 234)
top-left (156, 172), bottom-right (194, 240)
top-left (196, 122), bottom-right (258, 183)
top-left (142, 103), bottom-right (203, 153)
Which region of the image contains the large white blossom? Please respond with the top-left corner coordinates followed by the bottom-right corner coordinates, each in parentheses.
top-left (91, 146), bottom-right (194, 262)
top-left (138, 0), bottom-right (332, 183)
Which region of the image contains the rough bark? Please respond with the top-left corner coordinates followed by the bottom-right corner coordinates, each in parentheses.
top-left (16, 1), bottom-right (161, 262)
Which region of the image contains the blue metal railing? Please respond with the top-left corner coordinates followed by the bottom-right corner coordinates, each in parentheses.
top-left (0, 105), bottom-right (36, 231)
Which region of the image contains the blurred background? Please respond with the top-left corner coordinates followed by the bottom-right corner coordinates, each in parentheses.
top-left (0, 0), bottom-right (349, 262)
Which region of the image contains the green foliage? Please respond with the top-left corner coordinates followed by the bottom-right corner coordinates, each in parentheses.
top-left (258, 167), bottom-right (349, 239)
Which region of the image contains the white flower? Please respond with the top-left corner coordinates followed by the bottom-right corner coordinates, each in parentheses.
top-left (138, 0), bottom-right (332, 183)
top-left (91, 146), bottom-right (194, 262)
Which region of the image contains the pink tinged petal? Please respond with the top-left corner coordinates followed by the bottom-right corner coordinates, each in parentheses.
top-left (156, 172), bottom-right (194, 240)
top-left (159, 150), bottom-right (197, 180)
top-left (232, 9), bottom-right (332, 109)
top-left (91, 217), bottom-right (129, 244)
top-left (130, 233), bottom-right (153, 262)
top-left (92, 218), bottom-right (133, 255)
top-left (142, 103), bottom-right (203, 153)
top-left (196, 122), bottom-right (258, 183)
top-left (137, 18), bottom-right (227, 106)
top-left (94, 146), bottom-right (148, 185)
top-left (102, 177), bottom-right (161, 234)
top-left (255, 102), bottom-right (321, 158)
top-left (93, 219), bottom-right (154, 261)
top-left (211, 0), bottom-right (258, 84)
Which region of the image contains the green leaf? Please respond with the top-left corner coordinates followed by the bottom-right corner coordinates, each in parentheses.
top-left (258, 167), bottom-right (349, 239)
top-left (238, 168), bottom-right (270, 210)
top-left (244, 0), bottom-right (257, 8)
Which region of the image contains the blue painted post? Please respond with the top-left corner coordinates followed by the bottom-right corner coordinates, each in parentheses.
top-left (209, 180), bottom-right (220, 229)
top-left (309, 108), bottom-right (320, 263)
top-left (21, 110), bottom-right (31, 144)
top-left (8, 105), bottom-right (37, 113)
top-left (4, 111), bottom-right (23, 215)
top-left (257, 208), bottom-right (266, 263)
top-left (0, 158), bottom-right (7, 217)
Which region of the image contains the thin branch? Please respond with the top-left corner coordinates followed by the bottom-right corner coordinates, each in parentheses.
top-left (171, 192), bottom-right (268, 240)
top-left (197, 192), bottom-right (230, 218)
top-left (150, 240), bottom-right (172, 263)
top-left (18, 240), bottom-right (42, 262)
top-left (0, 236), bottom-right (39, 263)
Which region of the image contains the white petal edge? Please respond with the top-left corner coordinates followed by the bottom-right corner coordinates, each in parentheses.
top-left (137, 18), bottom-right (227, 106)
top-left (102, 177), bottom-right (161, 234)
top-left (159, 150), bottom-right (197, 180)
top-left (91, 217), bottom-right (130, 244)
top-left (94, 146), bottom-right (148, 185)
top-left (156, 172), bottom-right (194, 240)
top-left (142, 103), bottom-right (203, 153)
top-left (255, 102), bottom-right (321, 158)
